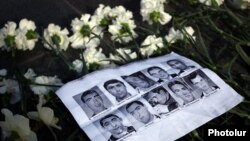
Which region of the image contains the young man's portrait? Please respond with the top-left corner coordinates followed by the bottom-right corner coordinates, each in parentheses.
top-left (167, 80), bottom-right (197, 105)
top-left (166, 59), bottom-right (195, 75)
top-left (184, 69), bottom-right (219, 96)
top-left (103, 79), bottom-right (133, 102)
top-left (125, 100), bottom-right (160, 124)
top-left (144, 86), bottom-right (178, 115)
top-left (122, 72), bottom-right (156, 92)
top-left (74, 86), bottom-right (112, 118)
top-left (147, 66), bottom-right (177, 83)
top-left (99, 114), bottom-right (136, 141)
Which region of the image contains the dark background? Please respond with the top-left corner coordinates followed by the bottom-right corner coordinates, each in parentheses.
top-left (0, 0), bottom-right (139, 27)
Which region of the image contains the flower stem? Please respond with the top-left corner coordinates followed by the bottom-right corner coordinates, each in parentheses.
top-left (128, 32), bottom-right (143, 59)
top-left (80, 48), bottom-right (89, 75)
top-left (205, 18), bottom-right (241, 42)
top-left (91, 31), bottom-right (128, 63)
top-left (39, 36), bottom-right (74, 70)
top-left (29, 82), bottom-right (62, 87)
top-left (47, 126), bottom-right (58, 141)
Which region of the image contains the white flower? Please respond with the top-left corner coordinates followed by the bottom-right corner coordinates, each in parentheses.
top-left (24, 68), bottom-right (37, 80)
top-left (0, 21), bottom-right (17, 51)
top-left (43, 23), bottom-right (70, 51)
top-left (27, 95), bottom-right (61, 130)
top-left (108, 6), bottom-right (137, 43)
top-left (141, 0), bottom-right (172, 25)
top-left (165, 27), bottom-right (182, 44)
top-left (0, 79), bottom-right (21, 104)
top-left (183, 26), bottom-right (195, 39)
top-left (0, 108), bottom-right (37, 141)
top-left (140, 35), bottom-right (164, 57)
top-left (82, 47), bottom-right (110, 68)
top-left (30, 75), bottom-right (63, 95)
top-left (15, 19), bottom-right (38, 51)
top-left (109, 5), bottom-right (133, 18)
top-left (242, 0), bottom-right (250, 9)
top-left (108, 16), bottom-right (138, 43)
top-left (70, 14), bottom-right (102, 49)
top-left (92, 4), bottom-right (112, 26)
top-left (165, 26), bottom-right (195, 44)
top-left (109, 48), bottom-right (137, 62)
top-left (0, 69), bottom-right (7, 76)
top-left (72, 59), bottom-right (83, 73)
top-left (199, 0), bottom-right (224, 6)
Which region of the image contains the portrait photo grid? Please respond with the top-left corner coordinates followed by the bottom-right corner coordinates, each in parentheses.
top-left (56, 52), bottom-right (243, 141)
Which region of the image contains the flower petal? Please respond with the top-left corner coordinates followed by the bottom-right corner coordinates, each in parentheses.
top-left (14, 115), bottom-right (31, 137)
top-left (27, 111), bottom-right (39, 121)
top-left (38, 107), bottom-right (54, 126)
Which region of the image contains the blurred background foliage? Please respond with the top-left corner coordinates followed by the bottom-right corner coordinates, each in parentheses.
top-left (0, 0), bottom-right (250, 141)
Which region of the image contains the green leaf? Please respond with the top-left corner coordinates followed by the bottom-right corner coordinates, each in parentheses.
top-left (88, 62), bottom-right (100, 72)
top-left (4, 35), bottom-right (16, 47)
top-left (119, 23), bottom-right (131, 35)
top-left (100, 17), bottom-right (109, 27)
top-left (211, 0), bottom-right (219, 7)
top-left (236, 45), bottom-right (250, 66)
top-left (120, 49), bottom-right (132, 61)
top-left (137, 26), bottom-right (155, 35)
top-left (26, 30), bottom-right (38, 40)
top-left (51, 34), bottom-right (61, 46)
top-left (149, 11), bottom-right (161, 23)
top-left (80, 25), bottom-right (91, 37)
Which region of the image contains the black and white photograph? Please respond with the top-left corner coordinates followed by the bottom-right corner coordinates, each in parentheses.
top-left (120, 99), bottom-right (160, 129)
top-left (103, 79), bottom-right (137, 103)
top-left (164, 59), bottom-right (197, 76)
top-left (93, 111), bottom-right (136, 141)
top-left (144, 66), bottom-right (178, 83)
top-left (183, 69), bottom-right (220, 97)
top-left (121, 72), bottom-right (157, 93)
top-left (143, 86), bottom-right (179, 116)
top-left (73, 86), bottom-right (113, 119)
top-left (164, 79), bottom-right (199, 106)
top-left (57, 52), bottom-right (243, 141)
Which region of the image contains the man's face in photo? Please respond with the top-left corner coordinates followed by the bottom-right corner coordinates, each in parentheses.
top-left (171, 84), bottom-right (194, 102)
top-left (148, 68), bottom-right (169, 79)
top-left (168, 60), bottom-right (187, 70)
top-left (146, 90), bottom-right (169, 106)
top-left (125, 76), bottom-right (149, 88)
top-left (83, 92), bottom-right (104, 111)
top-left (101, 116), bottom-right (125, 135)
top-left (127, 103), bottom-right (152, 124)
top-left (190, 75), bottom-right (210, 90)
top-left (106, 82), bottom-right (127, 99)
